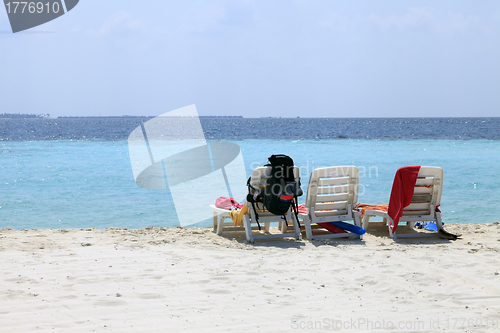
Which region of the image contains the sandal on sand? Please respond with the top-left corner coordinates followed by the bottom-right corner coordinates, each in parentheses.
top-left (438, 228), bottom-right (461, 240)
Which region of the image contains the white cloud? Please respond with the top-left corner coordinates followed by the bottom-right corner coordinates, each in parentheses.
top-left (83, 3), bottom-right (237, 44)
top-left (436, 13), bottom-right (481, 34)
top-left (317, 12), bottom-right (347, 29)
top-left (87, 11), bottom-right (146, 37)
top-left (177, 2), bottom-right (226, 34)
top-left (368, 7), bottom-right (481, 36)
top-left (368, 7), bottom-right (434, 31)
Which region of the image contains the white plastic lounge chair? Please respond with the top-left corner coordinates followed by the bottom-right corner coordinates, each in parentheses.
top-left (298, 166), bottom-right (363, 240)
top-left (244, 166), bottom-right (302, 243)
top-left (362, 166), bottom-right (444, 240)
top-left (209, 205), bottom-right (245, 236)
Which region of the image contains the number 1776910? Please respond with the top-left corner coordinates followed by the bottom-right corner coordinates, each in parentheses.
top-left (5, 2), bottom-right (61, 14)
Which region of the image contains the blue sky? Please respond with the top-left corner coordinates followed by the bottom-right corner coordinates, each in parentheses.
top-left (1, 1), bottom-right (499, 117)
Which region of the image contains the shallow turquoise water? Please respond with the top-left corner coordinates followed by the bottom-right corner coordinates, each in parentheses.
top-left (1, 139), bottom-right (498, 229)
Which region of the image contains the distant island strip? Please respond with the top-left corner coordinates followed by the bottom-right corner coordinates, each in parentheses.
top-left (0, 114), bottom-right (244, 119)
top-left (0, 113), bottom-right (51, 119)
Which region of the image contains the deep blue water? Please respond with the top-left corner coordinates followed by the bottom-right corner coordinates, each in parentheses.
top-left (1, 117), bottom-right (499, 141)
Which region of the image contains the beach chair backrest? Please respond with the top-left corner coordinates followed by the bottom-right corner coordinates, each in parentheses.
top-left (247, 166), bottom-right (300, 216)
top-left (306, 166), bottom-right (359, 217)
top-left (403, 166), bottom-right (443, 217)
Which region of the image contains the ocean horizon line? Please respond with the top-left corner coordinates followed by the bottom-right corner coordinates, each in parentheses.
top-left (56, 115), bottom-right (500, 119)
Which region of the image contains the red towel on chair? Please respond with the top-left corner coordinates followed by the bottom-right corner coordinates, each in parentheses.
top-left (387, 166), bottom-right (421, 233)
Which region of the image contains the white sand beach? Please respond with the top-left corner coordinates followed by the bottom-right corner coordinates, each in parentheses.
top-left (1, 223), bottom-right (499, 332)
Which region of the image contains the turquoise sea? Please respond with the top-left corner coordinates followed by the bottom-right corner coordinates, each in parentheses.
top-left (1, 117), bottom-right (499, 229)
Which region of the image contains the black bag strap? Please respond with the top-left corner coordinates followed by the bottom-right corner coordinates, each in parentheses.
top-left (251, 201), bottom-right (261, 230)
top-left (292, 196), bottom-right (300, 227)
top-left (282, 214), bottom-right (288, 227)
top-left (246, 176), bottom-right (261, 230)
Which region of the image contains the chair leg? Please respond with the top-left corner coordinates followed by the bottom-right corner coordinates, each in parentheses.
top-left (304, 218), bottom-right (313, 240)
top-left (292, 215), bottom-right (302, 240)
top-left (353, 211), bottom-right (362, 240)
top-left (435, 212), bottom-right (443, 230)
top-left (362, 215), bottom-right (370, 229)
top-left (388, 218), bottom-right (395, 239)
top-left (243, 215), bottom-right (254, 243)
top-left (264, 222), bottom-right (271, 233)
top-left (217, 215), bottom-right (225, 236)
top-left (212, 212), bottom-right (218, 232)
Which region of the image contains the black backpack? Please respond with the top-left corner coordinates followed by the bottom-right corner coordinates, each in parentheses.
top-left (247, 154), bottom-right (302, 229)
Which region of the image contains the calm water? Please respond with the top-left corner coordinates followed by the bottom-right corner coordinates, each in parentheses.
top-left (0, 118), bottom-right (499, 229)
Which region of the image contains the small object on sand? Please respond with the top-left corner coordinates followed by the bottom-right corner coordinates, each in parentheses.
top-left (330, 221), bottom-right (366, 235)
top-left (438, 228), bottom-right (460, 240)
top-left (425, 222), bottom-right (438, 232)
